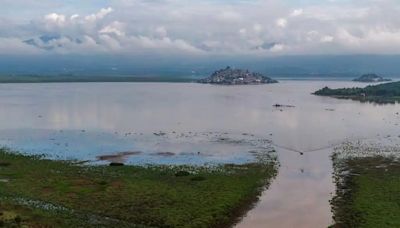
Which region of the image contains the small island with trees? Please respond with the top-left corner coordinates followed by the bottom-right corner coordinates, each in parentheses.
top-left (353, 73), bottom-right (391, 82)
top-left (197, 66), bottom-right (278, 85)
top-left (314, 81), bottom-right (400, 104)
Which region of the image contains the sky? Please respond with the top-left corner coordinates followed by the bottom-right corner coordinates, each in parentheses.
top-left (1, 0), bottom-right (400, 58)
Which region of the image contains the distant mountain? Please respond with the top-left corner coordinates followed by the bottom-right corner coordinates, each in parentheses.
top-left (353, 74), bottom-right (391, 82)
top-left (2, 55), bottom-right (400, 80)
top-left (197, 67), bottom-right (278, 85)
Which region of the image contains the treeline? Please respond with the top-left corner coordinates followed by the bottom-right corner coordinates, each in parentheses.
top-left (314, 81), bottom-right (400, 97)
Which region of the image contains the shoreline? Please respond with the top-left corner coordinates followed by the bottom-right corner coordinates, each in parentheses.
top-left (0, 76), bottom-right (397, 84)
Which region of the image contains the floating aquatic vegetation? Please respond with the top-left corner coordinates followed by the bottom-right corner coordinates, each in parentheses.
top-left (330, 138), bottom-right (400, 227)
top-left (333, 138), bottom-right (400, 161)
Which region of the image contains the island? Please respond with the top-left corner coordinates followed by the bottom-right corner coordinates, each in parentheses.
top-left (353, 73), bottom-right (391, 82)
top-left (313, 81), bottom-right (400, 104)
top-left (197, 66), bottom-right (278, 85)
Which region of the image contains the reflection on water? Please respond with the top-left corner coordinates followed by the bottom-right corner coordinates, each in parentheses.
top-left (0, 81), bottom-right (399, 227)
top-left (0, 129), bottom-right (273, 165)
top-left (237, 148), bottom-right (334, 228)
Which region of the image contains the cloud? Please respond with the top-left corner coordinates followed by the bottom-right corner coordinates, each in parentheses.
top-left (276, 18), bottom-right (287, 28)
top-left (44, 13), bottom-right (66, 25)
top-left (290, 9), bottom-right (303, 17)
top-left (70, 14), bottom-right (79, 20)
top-left (270, 43), bottom-right (285, 52)
top-left (99, 21), bottom-right (125, 36)
top-left (217, 10), bottom-right (242, 22)
top-left (321, 35), bottom-right (334, 43)
top-left (85, 7), bottom-right (113, 22)
top-left (155, 26), bottom-right (168, 38)
top-left (253, 24), bottom-right (262, 33)
top-left (3, 0), bottom-right (400, 56)
top-left (0, 38), bottom-right (42, 54)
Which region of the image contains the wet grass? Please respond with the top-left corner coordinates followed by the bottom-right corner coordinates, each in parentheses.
top-left (0, 148), bottom-right (277, 227)
top-left (331, 154), bottom-right (400, 228)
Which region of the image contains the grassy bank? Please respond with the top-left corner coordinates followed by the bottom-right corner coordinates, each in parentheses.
top-left (314, 81), bottom-right (400, 104)
top-left (331, 154), bottom-right (400, 227)
top-left (0, 149), bottom-right (277, 227)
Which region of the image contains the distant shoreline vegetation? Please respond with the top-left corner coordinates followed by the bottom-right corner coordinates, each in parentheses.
top-left (313, 81), bottom-right (400, 104)
top-left (0, 75), bottom-right (194, 83)
top-left (0, 73), bottom-right (397, 84)
top-left (0, 73), bottom-right (397, 83)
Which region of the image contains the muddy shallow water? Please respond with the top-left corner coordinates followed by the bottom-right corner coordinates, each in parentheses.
top-left (0, 81), bottom-right (399, 227)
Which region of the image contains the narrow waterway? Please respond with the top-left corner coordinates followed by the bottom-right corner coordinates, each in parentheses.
top-left (237, 147), bottom-right (334, 227)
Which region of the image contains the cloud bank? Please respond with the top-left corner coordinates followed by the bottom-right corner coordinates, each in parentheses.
top-left (2, 0), bottom-right (400, 56)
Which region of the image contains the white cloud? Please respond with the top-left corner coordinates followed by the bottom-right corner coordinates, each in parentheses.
top-left (270, 44), bottom-right (285, 52)
top-left (70, 14), bottom-right (79, 20)
top-left (99, 34), bottom-right (121, 50)
top-left (125, 36), bottom-right (203, 54)
top-left (276, 18), bottom-right (287, 28)
top-left (44, 13), bottom-right (66, 26)
top-left (155, 26), bottom-right (168, 38)
top-left (290, 9), bottom-right (303, 17)
top-left (253, 24), bottom-right (262, 33)
top-left (239, 28), bottom-right (246, 34)
top-left (217, 11), bottom-right (242, 22)
top-left (99, 21), bottom-right (125, 36)
top-left (3, 0), bottom-right (400, 56)
top-left (321, 35), bottom-right (334, 43)
top-left (85, 7), bottom-right (113, 22)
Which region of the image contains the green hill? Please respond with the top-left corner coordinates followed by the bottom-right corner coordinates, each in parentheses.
top-left (314, 81), bottom-right (400, 104)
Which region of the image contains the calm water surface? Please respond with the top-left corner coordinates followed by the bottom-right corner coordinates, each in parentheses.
top-left (0, 81), bottom-right (399, 227)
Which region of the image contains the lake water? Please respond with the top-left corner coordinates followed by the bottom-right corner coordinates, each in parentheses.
top-left (0, 81), bottom-right (399, 227)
